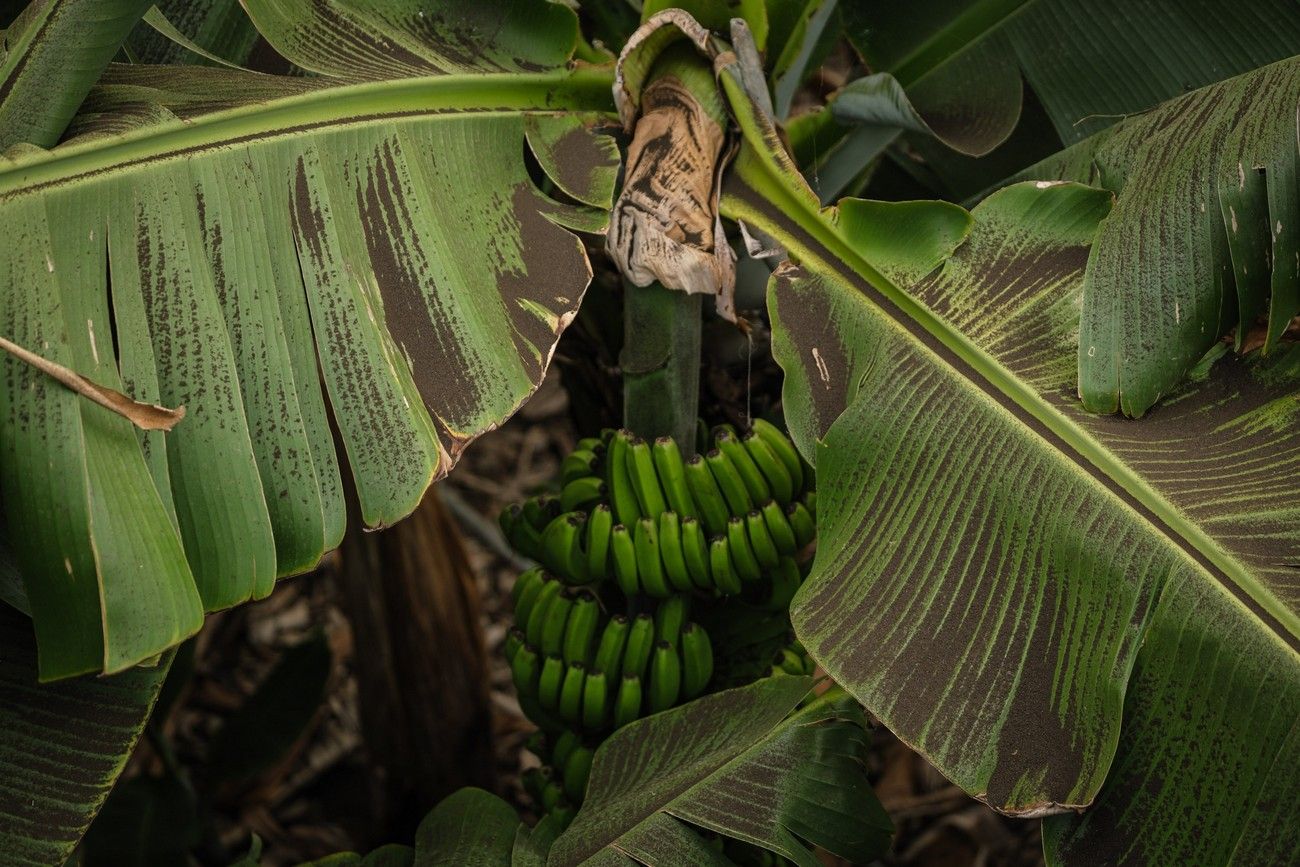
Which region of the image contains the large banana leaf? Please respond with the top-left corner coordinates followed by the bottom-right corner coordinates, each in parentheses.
top-left (240, 0), bottom-right (580, 81)
top-left (718, 57), bottom-right (1299, 863)
top-left (1019, 55), bottom-right (1300, 416)
top-left (0, 0), bottom-right (154, 150)
top-left (0, 65), bottom-right (618, 679)
top-left (549, 678), bottom-right (892, 866)
top-left (830, 41), bottom-right (1300, 415)
top-left (0, 604), bottom-right (169, 864)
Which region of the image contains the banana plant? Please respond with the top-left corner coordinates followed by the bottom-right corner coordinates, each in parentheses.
top-left (0, 1), bottom-right (1296, 864)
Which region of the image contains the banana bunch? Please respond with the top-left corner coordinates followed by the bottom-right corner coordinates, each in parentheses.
top-left (521, 728), bottom-right (594, 827)
top-left (500, 419), bottom-right (815, 827)
top-left (508, 579), bottom-right (713, 735)
top-left (498, 421), bottom-right (816, 598)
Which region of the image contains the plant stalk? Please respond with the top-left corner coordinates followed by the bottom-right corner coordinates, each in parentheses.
top-left (622, 278), bottom-right (702, 453)
top-left (613, 43), bottom-right (732, 454)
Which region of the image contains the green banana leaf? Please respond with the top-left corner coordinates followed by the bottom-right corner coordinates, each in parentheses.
top-left (836, 0), bottom-right (1300, 151)
top-left (807, 0), bottom-right (1300, 204)
top-left (0, 0), bottom-right (154, 150)
top-left (240, 0), bottom-right (580, 81)
top-left (1018, 55), bottom-right (1300, 416)
top-left (414, 787), bottom-right (522, 865)
top-left (0, 605), bottom-right (169, 864)
top-left (126, 0), bottom-right (260, 67)
top-left (0, 63), bottom-right (619, 679)
top-left (549, 678), bottom-right (892, 866)
top-left (719, 54), bottom-right (1299, 864)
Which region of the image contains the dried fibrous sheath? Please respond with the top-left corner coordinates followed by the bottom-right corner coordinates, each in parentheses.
top-left (607, 44), bottom-right (737, 321)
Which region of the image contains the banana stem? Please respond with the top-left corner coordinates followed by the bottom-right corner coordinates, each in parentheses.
top-left (615, 44), bottom-right (730, 454)
top-left (622, 277), bottom-right (702, 454)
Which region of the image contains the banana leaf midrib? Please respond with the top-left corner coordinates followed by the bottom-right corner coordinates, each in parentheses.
top-left (717, 72), bottom-right (1299, 651)
top-left (0, 66), bottom-right (616, 197)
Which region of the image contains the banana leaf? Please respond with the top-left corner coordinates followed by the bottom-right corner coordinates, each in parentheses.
top-left (719, 51), bottom-right (1299, 863)
top-left (240, 0), bottom-right (580, 81)
top-left (837, 0), bottom-right (1300, 153)
top-left (0, 604), bottom-right (169, 864)
top-left (126, 0), bottom-right (260, 67)
top-left (1018, 55), bottom-right (1300, 415)
top-left (549, 678), bottom-right (892, 866)
top-left (0, 0), bottom-right (154, 150)
top-left (0, 55), bottom-right (618, 679)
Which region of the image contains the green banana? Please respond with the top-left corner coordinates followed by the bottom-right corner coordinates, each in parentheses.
top-left (803, 490), bottom-right (817, 519)
top-left (549, 803), bottom-right (576, 830)
top-left (610, 523), bottom-right (640, 597)
top-left (786, 501), bottom-right (816, 549)
top-left (742, 432), bottom-right (794, 505)
top-left (745, 509), bottom-right (782, 571)
top-left (582, 669), bottom-right (609, 730)
top-left (561, 449), bottom-right (599, 486)
top-left (726, 516), bottom-right (763, 583)
top-left (592, 614), bottom-right (630, 678)
top-left (606, 432), bottom-right (643, 527)
top-left (680, 622), bottom-right (713, 699)
top-left (507, 517), bottom-right (545, 562)
top-left (652, 436), bottom-right (697, 519)
top-left (775, 648), bottom-right (805, 676)
top-left (541, 512), bottom-right (588, 583)
top-left (540, 780), bottom-right (566, 812)
top-left (656, 511), bottom-right (694, 593)
top-left (525, 579), bottom-right (564, 646)
top-left (709, 536), bottom-right (743, 595)
top-left (559, 661), bottom-right (587, 723)
top-left (767, 557), bottom-right (802, 611)
top-left (551, 729), bottom-right (579, 770)
top-left (511, 565), bottom-right (545, 610)
top-left (716, 430), bottom-right (771, 504)
top-left (511, 643), bottom-right (541, 698)
top-left (614, 674), bottom-right (643, 729)
top-left (513, 569), bottom-right (551, 626)
top-left (648, 640), bottom-right (682, 713)
top-left (761, 500), bottom-right (798, 555)
top-left (680, 516), bottom-right (713, 591)
top-left (562, 591), bottom-right (600, 666)
top-left (577, 436), bottom-right (604, 453)
top-left (705, 448), bottom-right (754, 516)
top-left (634, 517), bottom-right (671, 597)
top-left (752, 418), bottom-right (804, 492)
top-left (504, 626), bottom-right (524, 664)
top-left (540, 589), bottom-right (576, 658)
top-left (626, 436), bottom-right (668, 518)
top-left (521, 496), bottom-right (551, 531)
top-left (683, 455), bottom-right (732, 536)
top-left (585, 503), bottom-right (613, 581)
top-left (711, 423), bottom-right (738, 441)
top-left (499, 503), bottom-right (522, 539)
top-left (560, 475), bottom-right (606, 513)
top-left (538, 654), bottom-right (565, 710)
top-left (562, 744), bottom-right (594, 801)
top-left (621, 613), bottom-right (656, 680)
top-left (654, 594), bottom-right (690, 647)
